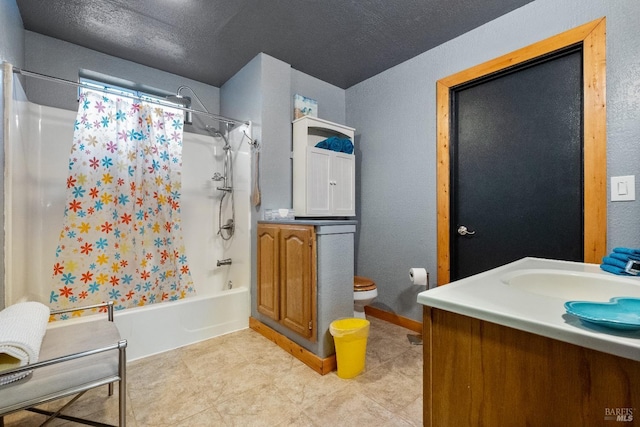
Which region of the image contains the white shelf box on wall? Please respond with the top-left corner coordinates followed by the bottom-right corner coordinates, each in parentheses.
top-left (293, 116), bottom-right (356, 217)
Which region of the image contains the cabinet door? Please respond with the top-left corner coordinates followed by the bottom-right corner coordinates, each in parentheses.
top-left (257, 224), bottom-right (280, 321)
top-left (279, 225), bottom-right (315, 340)
top-left (306, 147), bottom-right (331, 215)
top-left (331, 153), bottom-right (355, 216)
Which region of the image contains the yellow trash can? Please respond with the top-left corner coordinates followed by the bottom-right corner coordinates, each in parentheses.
top-left (330, 318), bottom-right (370, 379)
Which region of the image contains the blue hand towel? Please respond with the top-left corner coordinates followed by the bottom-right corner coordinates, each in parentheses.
top-left (315, 137), bottom-right (354, 154)
top-left (328, 137), bottom-right (343, 152)
top-left (609, 252), bottom-right (640, 263)
top-left (341, 139), bottom-right (354, 154)
top-left (602, 256), bottom-right (628, 270)
top-left (613, 247), bottom-right (640, 256)
top-left (600, 263), bottom-right (630, 276)
top-left (315, 139), bottom-right (329, 149)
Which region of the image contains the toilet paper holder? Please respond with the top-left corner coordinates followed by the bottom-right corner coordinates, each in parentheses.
top-left (409, 268), bottom-right (429, 287)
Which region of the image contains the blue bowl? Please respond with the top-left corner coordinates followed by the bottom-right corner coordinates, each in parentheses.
top-left (564, 297), bottom-right (640, 331)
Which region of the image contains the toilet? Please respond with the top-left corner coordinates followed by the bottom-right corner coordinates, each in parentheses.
top-left (353, 276), bottom-right (378, 318)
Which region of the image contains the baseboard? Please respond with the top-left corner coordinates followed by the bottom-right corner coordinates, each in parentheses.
top-left (364, 306), bottom-right (423, 333)
top-left (249, 317), bottom-right (336, 375)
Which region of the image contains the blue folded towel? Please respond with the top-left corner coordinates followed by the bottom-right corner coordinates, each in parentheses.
top-left (600, 263), bottom-right (630, 276)
top-left (315, 137), bottom-right (354, 154)
top-left (609, 252), bottom-right (640, 263)
top-left (341, 139), bottom-right (354, 154)
top-left (600, 247), bottom-right (640, 275)
top-left (315, 139), bottom-right (329, 149)
top-left (328, 137), bottom-right (343, 152)
top-left (602, 256), bottom-right (628, 270)
top-left (613, 247), bottom-right (640, 256)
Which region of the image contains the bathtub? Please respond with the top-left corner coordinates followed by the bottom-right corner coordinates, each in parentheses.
top-left (114, 288), bottom-right (249, 361)
top-left (4, 66), bottom-right (252, 361)
top-left (45, 287), bottom-right (249, 361)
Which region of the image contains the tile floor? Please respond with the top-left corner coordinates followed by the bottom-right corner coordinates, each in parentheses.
top-left (4, 317), bottom-right (423, 426)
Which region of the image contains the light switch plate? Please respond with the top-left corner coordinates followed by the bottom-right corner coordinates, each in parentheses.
top-left (611, 175), bottom-right (635, 201)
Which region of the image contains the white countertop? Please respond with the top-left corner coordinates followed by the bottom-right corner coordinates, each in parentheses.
top-left (417, 257), bottom-right (640, 362)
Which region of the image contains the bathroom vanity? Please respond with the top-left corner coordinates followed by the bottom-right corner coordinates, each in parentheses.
top-left (252, 220), bottom-right (356, 374)
top-left (418, 258), bottom-right (640, 426)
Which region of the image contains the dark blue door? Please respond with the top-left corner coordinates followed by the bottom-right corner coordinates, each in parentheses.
top-left (451, 47), bottom-right (584, 280)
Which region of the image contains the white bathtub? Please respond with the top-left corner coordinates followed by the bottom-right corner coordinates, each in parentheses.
top-left (46, 287), bottom-right (249, 361)
top-left (4, 66), bottom-right (252, 361)
top-left (115, 287), bottom-right (249, 360)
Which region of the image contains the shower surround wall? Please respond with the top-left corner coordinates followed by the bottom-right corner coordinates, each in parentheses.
top-left (4, 71), bottom-right (251, 359)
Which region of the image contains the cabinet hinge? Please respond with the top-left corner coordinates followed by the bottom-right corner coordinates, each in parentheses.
top-left (309, 321), bottom-right (313, 330)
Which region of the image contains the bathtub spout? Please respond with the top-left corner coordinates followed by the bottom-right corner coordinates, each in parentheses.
top-left (217, 258), bottom-right (232, 267)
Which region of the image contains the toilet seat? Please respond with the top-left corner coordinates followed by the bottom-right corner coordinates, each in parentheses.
top-left (354, 276), bottom-right (376, 292)
top-left (353, 276), bottom-right (377, 319)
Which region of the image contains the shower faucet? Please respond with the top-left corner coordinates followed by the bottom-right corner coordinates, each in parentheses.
top-left (217, 258), bottom-right (232, 267)
top-left (219, 220), bottom-right (234, 230)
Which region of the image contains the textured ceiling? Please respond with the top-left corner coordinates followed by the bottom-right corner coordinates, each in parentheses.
top-left (16, 0), bottom-right (533, 89)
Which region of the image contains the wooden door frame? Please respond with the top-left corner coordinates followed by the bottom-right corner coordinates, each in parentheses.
top-left (436, 18), bottom-right (607, 286)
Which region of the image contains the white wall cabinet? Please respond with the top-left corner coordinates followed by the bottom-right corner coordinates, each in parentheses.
top-left (293, 116), bottom-right (356, 217)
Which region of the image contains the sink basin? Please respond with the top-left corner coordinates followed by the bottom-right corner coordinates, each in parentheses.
top-left (501, 269), bottom-right (640, 301)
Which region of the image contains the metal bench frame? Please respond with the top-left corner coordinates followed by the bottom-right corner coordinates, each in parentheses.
top-left (0, 301), bottom-right (126, 427)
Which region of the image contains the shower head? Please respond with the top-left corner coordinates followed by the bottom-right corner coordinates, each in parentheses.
top-left (165, 94), bottom-right (191, 107)
top-left (205, 126), bottom-right (222, 136)
top-left (206, 125), bottom-right (231, 148)
top-left (165, 94), bottom-right (193, 124)
top-left (174, 85), bottom-right (211, 126)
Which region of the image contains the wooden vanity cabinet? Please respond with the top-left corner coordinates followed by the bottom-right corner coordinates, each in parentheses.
top-left (257, 223), bottom-right (317, 341)
top-left (257, 224), bottom-right (280, 321)
top-left (423, 307), bottom-right (640, 426)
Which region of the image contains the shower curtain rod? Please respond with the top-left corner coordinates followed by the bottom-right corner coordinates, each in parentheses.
top-left (12, 67), bottom-right (249, 127)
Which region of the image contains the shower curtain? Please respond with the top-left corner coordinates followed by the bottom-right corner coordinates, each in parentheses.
top-left (50, 89), bottom-right (195, 317)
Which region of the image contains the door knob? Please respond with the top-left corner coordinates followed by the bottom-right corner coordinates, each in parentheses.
top-left (457, 225), bottom-right (476, 236)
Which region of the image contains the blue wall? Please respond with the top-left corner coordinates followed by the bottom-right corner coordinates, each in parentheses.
top-left (0, 0), bottom-right (23, 67)
top-left (347, 0), bottom-right (640, 321)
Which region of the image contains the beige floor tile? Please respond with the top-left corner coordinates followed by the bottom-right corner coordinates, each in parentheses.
top-left (3, 411), bottom-right (52, 427)
top-left (2, 317), bottom-right (425, 427)
top-left (225, 328), bottom-right (281, 360)
top-left (401, 395), bottom-right (424, 426)
top-left (204, 362), bottom-right (274, 405)
top-left (385, 347), bottom-right (423, 380)
top-left (128, 357), bottom-right (216, 426)
top-left (354, 357), bottom-right (423, 413)
top-left (127, 349), bottom-right (188, 389)
top-left (251, 345), bottom-right (307, 376)
top-left (301, 385), bottom-right (406, 427)
top-left (275, 410), bottom-right (317, 427)
top-left (214, 383), bottom-right (301, 426)
top-left (173, 407), bottom-right (226, 426)
top-left (365, 335), bottom-right (414, 371)
top-left (178, 335), bottom-right (247, 374)
top-left (272, 363), bottom-right (350, 409)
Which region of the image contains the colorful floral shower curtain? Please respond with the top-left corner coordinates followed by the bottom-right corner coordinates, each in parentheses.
top-left (50, 89), bottom-right (195, 317)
